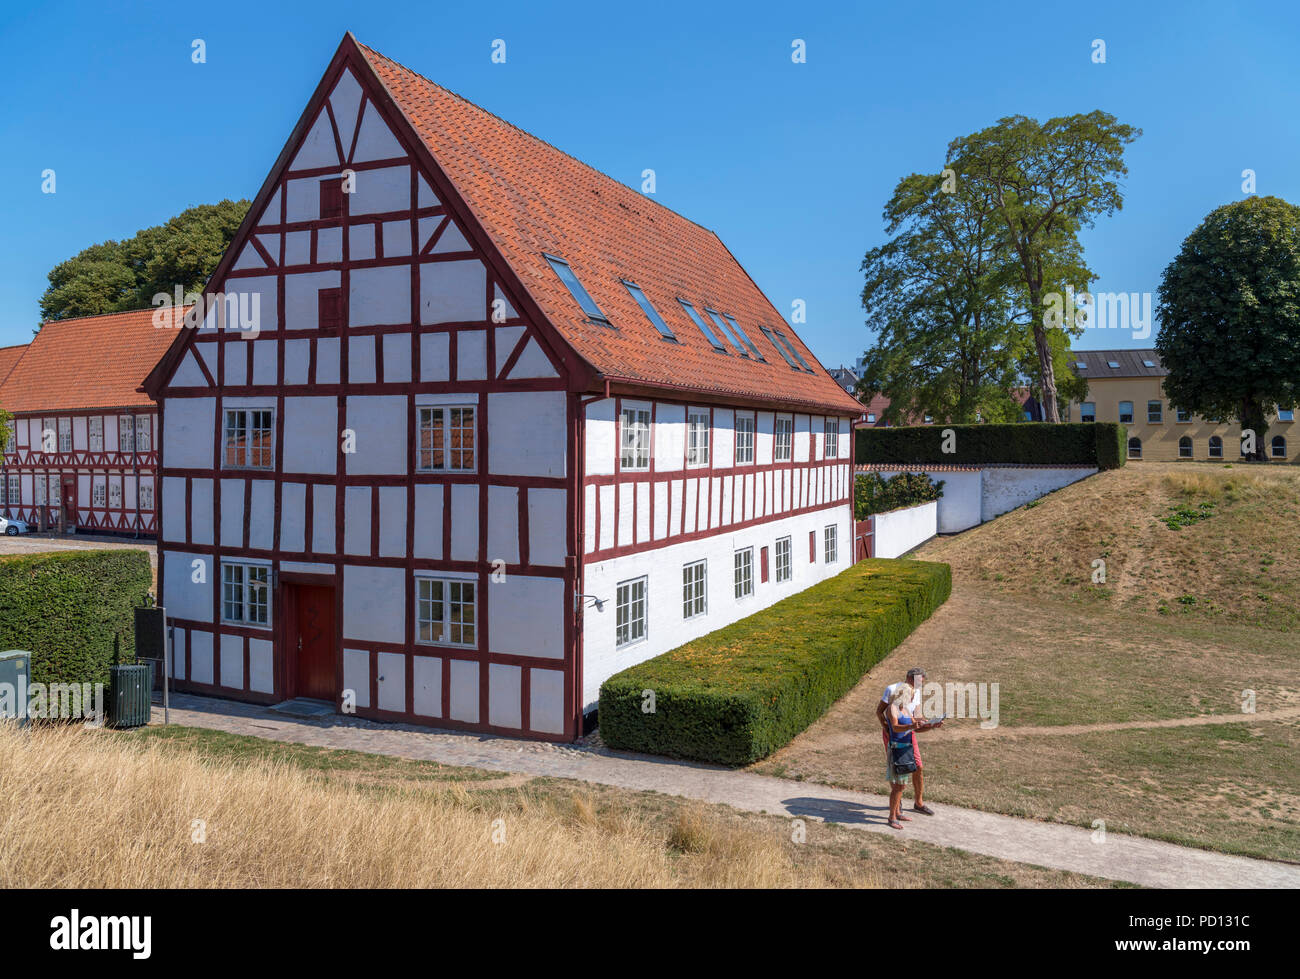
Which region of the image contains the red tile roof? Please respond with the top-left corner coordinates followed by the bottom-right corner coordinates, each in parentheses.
top-left (0, 307), bottom-right (186, 414)
top-left (357, 41), bottom-right (862, 416)
top-left (0, 343), bottom-right (27, 389)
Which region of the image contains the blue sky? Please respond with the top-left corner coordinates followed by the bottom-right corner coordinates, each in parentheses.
top-left (2, 0), bottom-right (1297, 366)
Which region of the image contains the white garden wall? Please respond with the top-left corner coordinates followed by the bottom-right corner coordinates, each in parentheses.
top-left (872, 500), bottom-right (938, 559)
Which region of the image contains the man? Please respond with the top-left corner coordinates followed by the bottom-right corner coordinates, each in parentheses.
top-left (875, 667), bottom-right (941, 816)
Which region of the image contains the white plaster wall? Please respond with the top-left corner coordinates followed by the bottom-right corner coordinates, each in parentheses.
top-left (488, 391), bottom-right (566, 477)
top-left (584, 399), bottom-right (615, 476)
top-left (873, 501), bottom-right (938, 559)
top-left (489, 575), bottom-right (566, 659)
top-left (981, 467), bottom-right (1097, 521)
top-left (580, 501), bottom-right (852, 709)
top-left (420, 260), bottom-right (486, 324)
top-left (343, 565), bottom-right (405, 644)
top-left (344, 396), bottom-right (407, 475)
top-left (163, 398), bottom-right (214, 470)
top-left (283, 397), bottom-right (338, 474)
top-left (163, 551), bottom-right (212, 623)
top-left (350, 265), bottom-right (410, 326)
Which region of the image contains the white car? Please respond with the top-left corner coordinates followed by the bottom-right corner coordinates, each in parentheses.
top-left (1, 515), bottom-right (31, 536)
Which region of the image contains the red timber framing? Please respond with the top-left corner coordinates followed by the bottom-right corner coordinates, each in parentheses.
top-left (583, 395), bottom-right (853, 563)
top-left (145, 35), bottom-right (590, 741)
top-left (0, 408), bottom-right (158, 536)
top-left (141, 33), bottom-right (862, 743)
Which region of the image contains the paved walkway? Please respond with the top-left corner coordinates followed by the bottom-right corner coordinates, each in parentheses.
top-left (149, 693), bottom-right (1300, 889)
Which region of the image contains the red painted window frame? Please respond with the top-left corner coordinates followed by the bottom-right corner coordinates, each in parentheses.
top-left (759, 545), bottom-right (769, 583)
top-left (809, 530), bottom-right (817, 563)
top-left (318, 288), bottom-right (342, 331)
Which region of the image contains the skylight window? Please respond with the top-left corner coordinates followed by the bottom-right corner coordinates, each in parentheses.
top-left (774, 329), bottom-right (813, 372)
top-left (722, 313), bottom-right (765, 361)
top-left (678, 300), bottom-right (727, 353)
top-left (759, 325), bottom-right (800, 371)
top-left (1142, 359), bottom-right (1156, 368)
top-left (544, 254), bottom-right (609, 325)
top-left (705, 308), bottom-right (750, 358)
top-left (622, 280), bottom-right (676, 341)
top-left (1107, 360), bottom-right (1120, 369)
top-left (1076, 361), bottom-right (1088, 369)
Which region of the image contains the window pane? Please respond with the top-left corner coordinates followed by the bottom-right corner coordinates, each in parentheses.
top-left (545, 255), bottom-right (608, 323)
top-left (679, 300), bottom-right (726, 352)
top-left (623, 281), bottom-right (675, 340)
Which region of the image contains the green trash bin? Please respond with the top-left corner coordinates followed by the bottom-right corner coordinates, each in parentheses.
top-left (108, 663), bottom-right (154, 729)
top-left (0, 651), bottom-right (31, 727)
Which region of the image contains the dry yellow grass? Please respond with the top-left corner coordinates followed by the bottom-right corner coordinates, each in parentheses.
top-left (917, 461), bottom-right (1300, 629)
top-left (0, 724), bottom-right (835, 888)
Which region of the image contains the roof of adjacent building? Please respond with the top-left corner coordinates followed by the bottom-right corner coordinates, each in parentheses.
top-left (0, 343), bottom-right (28, 389)
top-left (353, 40), bottom-right (862, 415)
top-left (1069, 349), bottom-right (1167, 378)
top-left (1, 307), bottom-right (186, 414)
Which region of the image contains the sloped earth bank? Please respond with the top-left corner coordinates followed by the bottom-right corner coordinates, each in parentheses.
top-left (753, 463), bottom-right (1300, 862)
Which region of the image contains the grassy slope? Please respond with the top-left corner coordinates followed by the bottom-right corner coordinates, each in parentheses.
top-left (754, 462), bottom-right (1300, 862)
top-left (0, 725), bottom-right (1127, 889)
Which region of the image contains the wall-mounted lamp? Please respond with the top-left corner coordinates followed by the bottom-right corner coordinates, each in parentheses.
top-left (575, 593), bottom-right (606, 612)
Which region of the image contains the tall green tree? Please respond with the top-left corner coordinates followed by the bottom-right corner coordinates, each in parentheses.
top-left (949, 112), bottom-right (1140, 421)
top-left (1156, 195), bottom-right (1300, 460)
top-left (859, 171), bottom-right (1027, 424)
top-left (38, 199), bottom-right (250, 325)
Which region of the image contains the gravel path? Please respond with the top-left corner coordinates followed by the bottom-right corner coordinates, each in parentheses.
top-left (148, 692), bottom-right (1300, 889)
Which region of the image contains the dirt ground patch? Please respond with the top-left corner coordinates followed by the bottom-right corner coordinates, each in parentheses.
top-left (752, 464), bottom-right (1300, 862)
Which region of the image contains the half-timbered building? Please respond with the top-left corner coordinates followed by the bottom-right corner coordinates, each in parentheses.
top-left (1, 308), bottom-right (178, 535)
top-left (142, 34), bottom-right (864, 740)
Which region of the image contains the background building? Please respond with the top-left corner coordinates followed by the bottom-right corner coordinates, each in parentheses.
top-left (1065, 349), bottom-right (1295, 462)
top-left (0, 308), bottom-right (178, 534)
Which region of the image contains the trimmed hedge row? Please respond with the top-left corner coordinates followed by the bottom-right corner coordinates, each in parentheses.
top-left (856, 422), bottom-right (1127, 469)
top-left (0, 549), bottom-right (152, 687)
top-left (599, 558), bottom-right (952, 765)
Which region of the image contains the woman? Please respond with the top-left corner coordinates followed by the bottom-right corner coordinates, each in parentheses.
top-left (884, 682), bottom-right (919, 829)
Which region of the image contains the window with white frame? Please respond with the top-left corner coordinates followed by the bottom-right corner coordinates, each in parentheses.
top-left (223, 408), bottom-right (273, 469)
top-left (139, 482), bottom-right (154, 511)
top-left (1147, 400), bottom-right (1163, 424)
top-left (616, 576), bottom-right (647, 647)
top-left (1080, 402), bottom-right (1096, 423)
top-left (35, 477), bottom-right (46, 505)
top-left (1280, 407), bottom-right (1295, 422)
top-left (774, 415), bottom-right (792, 462)
top-left (58, 417), bottom-right (71, 452)
top-left (136, 416), bottom-right (152, 452)
top-left (222, 562), bottom-right (270, 627)
top-left (48, 476), bottom-right (60, 506)
top-left (824, 524), bottom-right (838, 564)
top-left (1118, 401), bottom-right (1134, 425)
top-left (3, 421), bottom-right (13, 454)
top-left (620, 406), bottom-right (651, 471)
top-left (418, 405), bottom-right (476, 472)
top-left (42, 418), bottom-right (54, 453)
top-left (775, 536), bottom-right (792, 583)
top-left (92, 479), bottom-right (106, 507)
top-left (416, 576), bottom-right (477, 647)
top-left (6, 474), bottom-right (19, 506)
top-left (682, 560), bottom-right (707, 619)
top-left (88, 416), bottom-right (104, 452)
top-left (108, 480), bottom-right (122, 508)
top-left (1176, 407), bottom-right (1192, 423)
top-left (824, 418), bottom-right (840, 458)
top-left (734, 547), bottom-right (754, 600)
top-left (687, 408), bottom-right (710, 467)
top-left (735, 413), bottom-right (755, 465)
top-left (119, 415), bottom-right (135, 454)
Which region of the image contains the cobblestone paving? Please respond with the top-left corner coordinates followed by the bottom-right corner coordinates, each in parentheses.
top-left (150, 692), bottom-right (1300, 889)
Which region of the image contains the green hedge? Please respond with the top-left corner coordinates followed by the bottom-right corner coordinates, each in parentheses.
top-left (599, 559), bottom-right (951, 765)
top-left (856, 422), bottom-right (1127, 469)
top-left (0, 549), bottom-right (152, 687)
top-left (854, 471), bottom-right (944, 518)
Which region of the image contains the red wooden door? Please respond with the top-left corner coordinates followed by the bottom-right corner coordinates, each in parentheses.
top-left (61, 477), bottom-right (76, 528)
top-left (291, 585), bottom-right (335, 701)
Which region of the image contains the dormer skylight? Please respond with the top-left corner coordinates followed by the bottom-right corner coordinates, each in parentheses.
top-left (678, 300), bottom-right (727, 353)
top-left (722, 313), bottom-right (765, 361)
top-left (622, 280), bottom-right (676, 341)
top-left (1107, 360), bottom-right (1120, 369)
top-left (544, 254), bottom-right (609, 325)
top-left (774, 329), bottom-right (813, 372)
top-left (759, 325), bottom-right (800, 371)
top-left (705, 308), bottom-right (751, 358)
